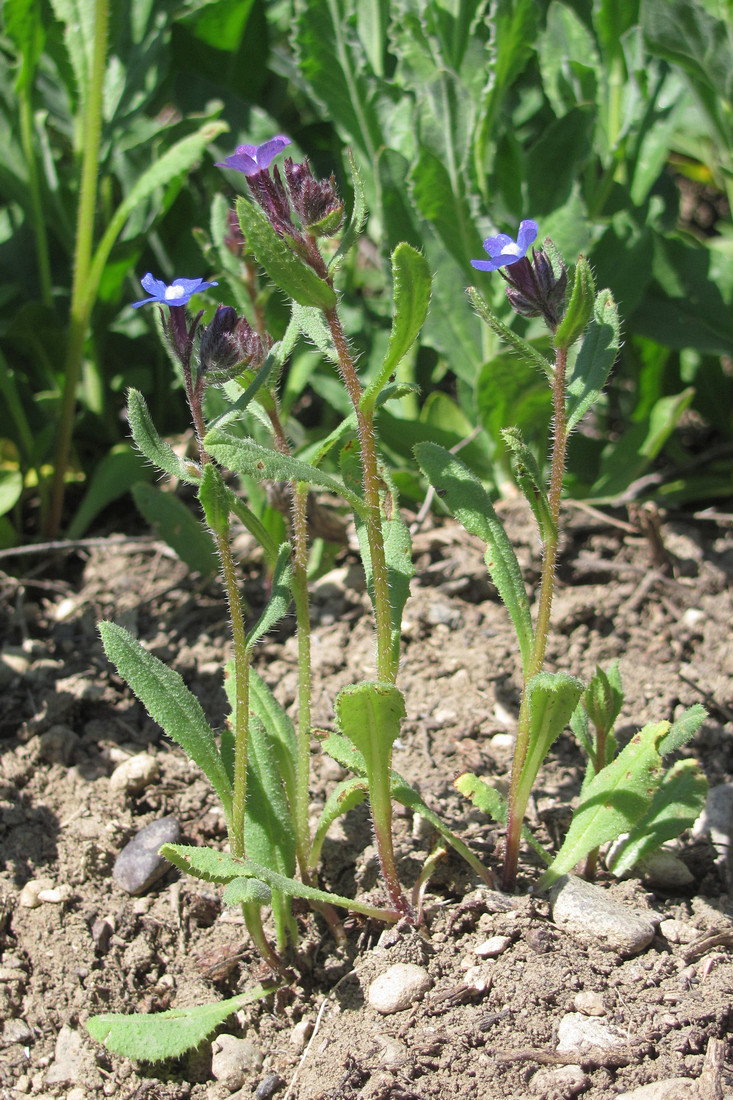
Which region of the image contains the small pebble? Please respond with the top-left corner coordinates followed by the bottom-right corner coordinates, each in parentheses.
top-left (530, 1064), bottom-right (590, 1097)
top-left (658, 919), bottom-right (697, 945)
top-left (368, 963), bottom-right (432, 1015)
top-left (18, 879), bottom-right (53, 909)
top-left (211, 1035), bottom-right (263, 1090)
top-left (557, 1012), bottom-right (626, 1053)
top-left (38, 725), bottom-right (79, 765)
top-left (615, 1080), bottom-right (698, 1099)
top-left (254, 1072), bottom-right (285, 1100)
top-left (109, 752), bottom-right (159, 795)
top-left (91, 917), bottom-right (113, 954)
top-left (3, 1017), bottom-right (32, 1043)
top-left (635, 849), bottom-right (695, 889)
top-left (474, 935), bottom-right (511, 958)
top-left (37, 884), bottom-right (72, 905)
top-left (549, 875), bottom-right (658, 956)
top-left (375, 1035), bottom-right (408, 1068)
top-left (490, 733), bottom-right (515, 751)
top-left (290, 1019), bottom-right (313, 1054)
top-left (113, 817), bottom-right (180, 895)
top-left (573, 990), bottom-right (605, 1016)
top-left (692, 783), bottom-right (733, 860)
top-left (45, 1025), bottom-right (84, 1086)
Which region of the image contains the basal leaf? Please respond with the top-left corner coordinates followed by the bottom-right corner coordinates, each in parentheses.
top-left (86, 985), bottom-right (274, 1061)
top-left (414, 442), bottom-right (534, 676)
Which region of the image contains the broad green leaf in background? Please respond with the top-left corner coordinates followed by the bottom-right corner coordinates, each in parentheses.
top-left (565, 288), bottom-right (621, 432)
top-left (414, 441), bottom-right (534, 675)
top-left (99, 621), bottom-right (233, 824)
top-left (66, 442), bottom-right (154, 540)
top-left (607, 758), bottom-right (708, 876)
top-left (538, 721), bottom-right (669, 889)
top-left (0, 469), bottom-right (23, 517)
top-left (133, 482), bottom-right (219, 578)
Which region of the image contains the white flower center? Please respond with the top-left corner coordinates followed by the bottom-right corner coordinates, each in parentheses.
top-left (502, 242), bottom-right (522, 256)
top-left (165, 284), bottom-right (185, 300)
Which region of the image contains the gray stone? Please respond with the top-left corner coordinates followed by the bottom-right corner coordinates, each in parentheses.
top-left (113, 817), bottom-right (180, 895)
top-left (368, 963), bottom-right (433, 1015)
top-left (635, 848), bottom-right (695, 889)
top-left (549, 875), bottom-right (658, 956)
top-left (557, 1012), bottom-right (626, 1054)
top-left (474, 935), bottom-right (512, 958)
top-left (211, 1034), bottom-right (264, 1091)
top-left (109, 752), bottom-right (159, 795)
top-left (3, 1017), bottom-right (32, 1044)
top-left (45, 1025), bottom-right (84, 1086)
top-left (573, 990), bottom-right (606, 1016)
top-left (530, 1064), bottom-right (590, 1097)
top-left (254, 1072), bottom-right (285, 1099)
top-left (38, 725), bottom-right (79, 765)
top-left (692, 783), bottom-right (733, 860)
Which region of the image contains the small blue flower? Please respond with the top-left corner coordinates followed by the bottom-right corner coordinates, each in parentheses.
top-left (216, 135), bottom-right (291, 177)
top-left (471, 219), bottom-right (539, 272)
top-left (131, 272), bottom-right (218, 309)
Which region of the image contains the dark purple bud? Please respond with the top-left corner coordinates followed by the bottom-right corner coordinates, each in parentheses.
top-left (502, 248), bottom-right (567, 328)
top-left (284, 157), bottom-right (345, 236)
top-left (246, 165), bottom-right (297, 237)
top-left (198, 306), bottom-right (270, 383)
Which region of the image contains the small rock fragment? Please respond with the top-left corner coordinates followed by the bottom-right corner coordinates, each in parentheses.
top-left (109, 752), bottom-right (159, 795)
top-left (3, 1017), bottom-right (32, 1044)
top-left (474, 935), bottom-right (511, 958)
top-left (692, 783), bottom-right (733, 861)
top-left (45, 1025), bottom-right (84, 1086)
top-left (658, 919), bottom-right (697, 945)
top-left (254, 1072), bottom-right (285, 1099)
top-left (91, 917), bottom-right (113, 954)
top-left (18, 879), bottom-right (53, 909)
top-left (549, 875), bottom-right (658, 955)
top-left (37, 884), bottom-right (72, 904)
top-left (375, 1035), bottom-right (409, 1069)
top-left (113, 817), bottom-right (180, 895)
top-left (557, 1012), bottom-right (626, 1054)
top-left (615, 1080), bottom-right (697, 1099)
top-left (635, 849), bottom-right (695, 889)
top-left (368, 963), bottom-right (432, 1015)
top-left (290, 1019), bottom-right (313, 1054)
top-left (573, 990), bottom-right (605, 1016)
top-left (38, 725), bottom-right (79, 765)
top-left (211, 1034), bottom-right (264, 1091)
top-left (530, 1064), bottom-right (590, 1097)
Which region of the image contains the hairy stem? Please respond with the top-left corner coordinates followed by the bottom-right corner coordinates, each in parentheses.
top-left (503, 345), bottom-right (569, 891)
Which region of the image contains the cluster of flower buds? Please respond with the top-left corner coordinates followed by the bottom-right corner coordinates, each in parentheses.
top-left (198, 305), bottom-right (270, 383)
top-left (471, 220), bottom-right (568, 330)
top-left (217, 136), bottom-right (344, 240)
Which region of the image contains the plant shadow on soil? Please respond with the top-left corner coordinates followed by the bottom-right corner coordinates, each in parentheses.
top-left (1, 501), bottom-right (732, 1098)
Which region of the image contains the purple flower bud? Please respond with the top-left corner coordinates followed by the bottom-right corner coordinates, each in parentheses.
top-left (198, 306), bottom-right (270, 383)
top-left (283, 157), bottom-right (345, 236)
top-left (471, 222), bottom-right (568, 328)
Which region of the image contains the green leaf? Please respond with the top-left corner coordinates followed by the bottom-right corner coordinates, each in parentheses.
top-left (335, 681), bottom-right (405, 783)
top-left (566, 289), bottom-right (621, 433)
top-left (658, 703), bottom-right (707, 755)
top-left (161, 844), bottom-right (398, 921)
top-left (538, 721), bottom-right (669, 889)
top-left (236, 197), bottom-right (337, 310)
top-left (516, 672), bottom-right (585, 806)
top-left (66, 442), bottom-right (154, 540)
top-left (86, 985), bottom-right (274, 1061)
top-left (361, 243), bottom-right (432, 413)
top-left (554, 255), bottom-right (596, 352)
top-left (204, 430), bottom-right (368, 520)
top-left (331, 148), bottom-right (369, 271)
top-left (501, 426), bottom-right (555, 543)
top-left (222, 878), bottom-right (272, 907)
top-left (0, 469), bottom-right (23, 517)
top-left (608, 758), bottom-right (708, 877)
top-left (454, 772), bottom-right (551, 866)
top-left (132, 483), bottom-right (218, 578)
top-left (4, 0), bottom-right (45, 93)
top-left (99, 622), bottom-right (233, 823)
top-left (207, 318), bottom-right (302, 433)
top-left (249, 669), bottom-right (298, 814)
top-left (245, 543), bottom-right (292, 653)
top-left (126, 388), bottom-right (200, 485)
top-left (309, 777), bottom-right (369, 868)
top-left (468, 287), bottom-right (554, 381)
top-left (414, 442), bottom-right (534, 676)
top-left (197, 462), bottom-right (229, 540)
top-left (322, 732), bottom-right (494, 887)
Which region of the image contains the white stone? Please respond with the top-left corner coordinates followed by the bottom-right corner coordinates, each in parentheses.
top-left (290, 1019), bottom-right (313, 1054)
top-left (18, 878), bottom-right (53, 908)
top-left (530, 1064), bottom-right (590, 1097)
top-left (109, 752), bottom-right (159, 795)
top-left (368, 963), bottom-right (432, 1015)
top-left (474, 935), bottom-right (511, 958)
top-left (636, 849), bottom-right (695, 889)
top-left (490, 733), bottom-right (515, 751)
top-left (615, 1080), bottom-right (698, 1099)
top-left (658, 919), bottom-right (697, 945)
top-left (557, 1012), bottom-right (626, 1054)
top-left (45, 1026), bottom-right (84, 1086)
top-left (692, 783), bottom-right (733, 859)
top-left (210, 1034), bottom-right (263, 1090)
top-left (573, 990), bottom-right (606, 1016)
top-left (37, 884), bottom-right (72, 904)
top-left (549, 875), bottom-right (658, 955)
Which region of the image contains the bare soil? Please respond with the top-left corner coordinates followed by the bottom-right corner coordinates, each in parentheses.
top-left (1, 500), bottom-right (732, 1099)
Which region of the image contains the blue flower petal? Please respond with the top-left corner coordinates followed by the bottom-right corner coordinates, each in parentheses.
top-left (216, 135), bottom-right (291, 177)
top-left (131, 273), bottom-right (218, 309)
top-left (471, 219), bottom-right (539, 273)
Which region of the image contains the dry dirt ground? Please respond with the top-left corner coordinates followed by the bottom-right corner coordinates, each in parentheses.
top-left (1, 500), bottom-right (732, 1099)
